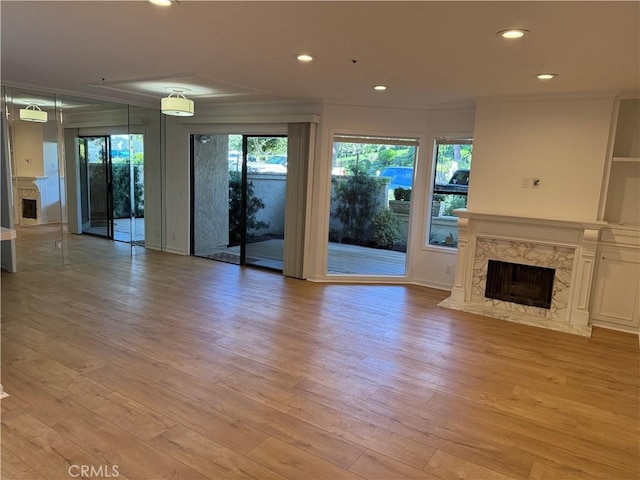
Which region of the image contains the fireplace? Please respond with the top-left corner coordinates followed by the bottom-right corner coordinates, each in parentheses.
top-left (485, 260), bottom-right (555, 309)
top-left (439, 210), bottom-right (606, 336)
top-left (22, 198), bottom-right (37, 219)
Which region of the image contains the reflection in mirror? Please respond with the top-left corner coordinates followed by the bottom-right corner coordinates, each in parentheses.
top-left (4, 86), bottom-right (64, 271)
top-left (128, 105), bottom-right (162, 255)
top-left (1, 87), bottom-right (17, 273)
top-left (59, 94), bottom-right (132, 263)
top-left (1, 86), bottom-right (163, 271)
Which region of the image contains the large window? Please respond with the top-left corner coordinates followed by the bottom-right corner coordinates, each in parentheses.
top-left (328, 135), bottom-right (418, 275)
top-left (427, 138), bottom-right (472, 248)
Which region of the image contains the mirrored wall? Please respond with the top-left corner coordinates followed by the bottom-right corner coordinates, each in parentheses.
top-left (1, 85), bottom-right (163, 272)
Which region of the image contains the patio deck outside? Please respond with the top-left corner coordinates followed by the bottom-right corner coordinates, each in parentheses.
top-left (198, 239), bottom-right (407, 276)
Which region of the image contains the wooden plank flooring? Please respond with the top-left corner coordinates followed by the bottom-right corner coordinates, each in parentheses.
top-left (1, 245), bottom-right (639, 479)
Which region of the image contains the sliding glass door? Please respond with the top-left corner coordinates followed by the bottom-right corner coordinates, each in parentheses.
top-left (191, 134), bottom-right (287, 271)
top-left (79, 135), bottom-right (113, 239)
top-left (77, 134), bottom-right (145, 244)
top-left (243, 135), bottom-right (287, 270)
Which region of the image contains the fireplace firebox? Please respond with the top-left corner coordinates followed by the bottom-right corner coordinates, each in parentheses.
top-left (485, 260), bottom-right (555, 309)
top-left (22, 198), bottom-right (37, 219)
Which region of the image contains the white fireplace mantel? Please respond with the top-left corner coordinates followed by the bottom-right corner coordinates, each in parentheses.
top-left (441, 209), bottom-right (608, 336)
top-left (455, 209), bottom-right (607, 231)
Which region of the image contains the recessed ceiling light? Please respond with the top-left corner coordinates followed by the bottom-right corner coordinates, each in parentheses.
top-left (536, 73), bottom-right (558, 80)
top-left (497, 29), bottom-right (529, 39)
top-left (296, 54), bottom-right (314, 62)
top-left (373, 85), bottom-right (387, 91)
top-left (149, 0), bottom-right (173, 6)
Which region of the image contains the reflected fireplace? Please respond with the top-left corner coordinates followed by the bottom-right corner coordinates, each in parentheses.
top-left (22, 198), bottom-right (37, 219)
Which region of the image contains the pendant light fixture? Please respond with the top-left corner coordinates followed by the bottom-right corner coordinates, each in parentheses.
top-left (161, 90), bottom-right (194, 117)
top-left (19, 104), bottom-right (48, 123)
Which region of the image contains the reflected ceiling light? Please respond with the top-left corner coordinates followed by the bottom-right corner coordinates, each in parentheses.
top-left (373, 85), bottom-right (388, 91)
top-left (161, 90), bottom-right (194, 116)
top-left (497, 29), bottom-right (529, 39)
top-left (296, 54), bottom-right (315, 62)
top-left (19, 104), bottom-right (48, 123)
top-left (535, 73), bottom-right (558, 80)
top-left (149, 0), bottom-right (173, 6)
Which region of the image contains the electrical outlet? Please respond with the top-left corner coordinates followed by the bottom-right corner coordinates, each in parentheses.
top-left (521, 177), bottom-right (530, 188)
top-left (531, 178), bottom-right (540, 189)
top-left (54, 240), bottom-right (62, 249)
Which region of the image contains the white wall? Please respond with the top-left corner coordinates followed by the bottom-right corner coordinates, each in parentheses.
top-left (468, 94), bottom-right (615, 220)
top-left (162, 115), bottom-right (191, 254)
top-left (43, 141), bottom-right (60, 223)
top-left (13, 121), bottom-right (44, 177)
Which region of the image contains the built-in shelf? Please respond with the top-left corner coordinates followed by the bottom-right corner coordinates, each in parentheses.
top-left (613, 156), bottom-right (640, 163)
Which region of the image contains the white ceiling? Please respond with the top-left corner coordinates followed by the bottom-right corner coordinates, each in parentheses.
top-left (2, 1), bottom-right (639, 110)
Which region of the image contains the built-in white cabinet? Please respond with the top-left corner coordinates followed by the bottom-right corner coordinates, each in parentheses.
top-left (591, 97), bottom-right (640, 335)
top-left (591, 238), bottom-right (640, 332)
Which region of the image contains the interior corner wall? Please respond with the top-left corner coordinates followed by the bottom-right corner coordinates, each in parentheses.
top-left (468, 95), bottom-right (615, 220)
top-left (411, 105), bottom-right (476, 290)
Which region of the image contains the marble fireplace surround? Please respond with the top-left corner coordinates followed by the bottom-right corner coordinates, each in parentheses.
top-left (13, 176), bottom-right (48, 226)
top-left (439, 210), bottom-right (607, 336)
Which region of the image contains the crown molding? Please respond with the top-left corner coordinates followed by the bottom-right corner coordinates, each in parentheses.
top-left (474, 90), bottom-right (620, 106)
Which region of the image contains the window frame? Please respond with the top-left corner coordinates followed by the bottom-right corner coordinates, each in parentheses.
top-left (426, 137), bottom-right (473, 249)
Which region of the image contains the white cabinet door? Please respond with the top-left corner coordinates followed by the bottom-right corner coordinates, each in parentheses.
top-left (592, 246), bottom-right (640, 328)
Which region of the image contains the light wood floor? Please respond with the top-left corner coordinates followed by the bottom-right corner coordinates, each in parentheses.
top-left (1, 248), bottom-right (638, 479)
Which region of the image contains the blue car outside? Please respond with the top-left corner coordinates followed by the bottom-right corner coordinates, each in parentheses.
top-left (379, 167), bottom-right (413, 200)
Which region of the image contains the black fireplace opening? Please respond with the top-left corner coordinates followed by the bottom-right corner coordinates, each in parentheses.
top-left (22, 199), bottom-right (37, 219)
top-left (485, 260), bottom-right (555, 309)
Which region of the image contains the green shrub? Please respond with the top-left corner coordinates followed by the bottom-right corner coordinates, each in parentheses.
top-left (393, 187), bottom-right (412, 201)
top-left (332, 167), bottom-right (384, 243)
top-left (373, 208), bottom-right (402, 248)
top-left (111, 163), bottom-right (144, 219)
top-left (228, 172), bottom-right (269, 246)
top-left (443, 195), bottom-right (467, 216)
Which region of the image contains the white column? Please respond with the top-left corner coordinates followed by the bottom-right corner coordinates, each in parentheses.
top-left (569, 228), bottom-right (600, 325)
top-left (451, 216), bottom-right (470, 302)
